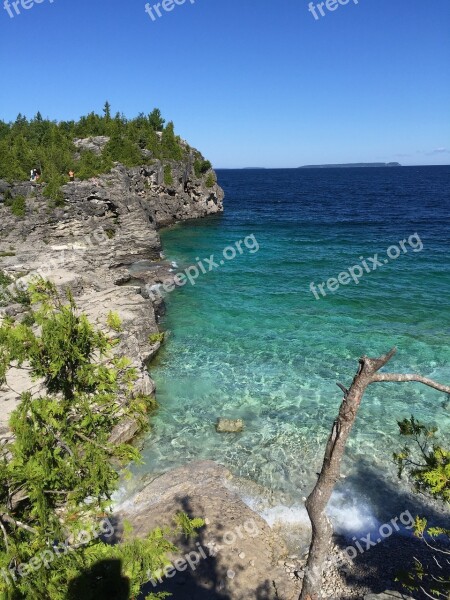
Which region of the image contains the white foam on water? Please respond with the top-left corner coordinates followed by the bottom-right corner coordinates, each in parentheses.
top-left (262, 504), bottom-right (311, 528)
top-left (240, 489), bottom-right (380, 539)
top-left (327, 490), bottom-right (380, 536)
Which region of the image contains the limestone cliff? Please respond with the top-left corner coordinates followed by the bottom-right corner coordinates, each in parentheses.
top-left (0, 150), bottom-right (224, 441)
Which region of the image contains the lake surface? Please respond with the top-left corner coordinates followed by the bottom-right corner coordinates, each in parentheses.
top-left (125, 167), bottom-right (450, 538)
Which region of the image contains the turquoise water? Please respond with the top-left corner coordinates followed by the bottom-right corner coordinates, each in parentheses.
top-left (126, 167), bottom-right (450, 533)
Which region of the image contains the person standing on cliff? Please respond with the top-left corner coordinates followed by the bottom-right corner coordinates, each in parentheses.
top-left (69, 170), bottom-right (75, 182)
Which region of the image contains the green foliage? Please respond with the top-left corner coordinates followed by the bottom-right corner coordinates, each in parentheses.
top-left (106, 311), bottom-right (123, 333)
top-left (173, 512), bottom-right (205, 539)
top-left (0, 105), bottom-right (190, 197)
top-left (148, 108), bottom-right (165, 132)
top-left (205, 172), bottom-right (216, 188)
top-left (76, 151), bottom-right (112, 181)
top-left (148, 332), bottom-right (164, 345)
top-left (160, 122), bottom-right (183, 161)
top-left (0, 271), bottom-right (13, 287)
top-left (0, 277), bottom-right (31, 307)
top-left (394, 415), bottom-right (450, 600)
top-left (5, 194), bottom-right (26, 217)
top-left (194, 159), bottom-right (212, 178)
top-left (42, 174), bottom-right (66, 206)
top-left (163, 165), bottom-right (173, 186)
top-left (0, 252), bottom-right (16, 257)
top-left (0, 280), bottom-right (202, 599)
top-left (394, 416), bottom-right (449, 501)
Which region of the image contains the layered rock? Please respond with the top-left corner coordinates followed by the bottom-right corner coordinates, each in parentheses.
top-left (0, 154), bottom-right (223, 440)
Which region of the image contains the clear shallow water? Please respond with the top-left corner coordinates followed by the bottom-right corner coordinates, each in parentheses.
top-left (124, 167), bottom-right (450, 535)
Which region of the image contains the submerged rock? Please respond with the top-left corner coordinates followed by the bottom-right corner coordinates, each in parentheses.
top-left (216, 418), bottom-right (244, 433)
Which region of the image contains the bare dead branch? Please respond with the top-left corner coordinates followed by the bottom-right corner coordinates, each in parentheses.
top-left (370, 373), bottom-right (450, 394)
top-left (336, 382), bottom-right (349, 397)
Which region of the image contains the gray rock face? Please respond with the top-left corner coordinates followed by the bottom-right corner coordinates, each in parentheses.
top-left (216, 418), bottom-right (244, 433)
top-left (117, 461), bottom-right (300, 600)
top-left (73, 135), bottom-right (110, 155)
top-left (0, 154), bottom-right (224, 441)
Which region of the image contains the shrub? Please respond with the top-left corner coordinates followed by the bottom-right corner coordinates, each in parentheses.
top-left (194, 159), bottom-right (212, 178)
top-left (106, 310), bottom-right (123, 333)
top-left (5, 194), bottom-right (26, 217)
top-left (148, 332), bottom-right (164, 345)
top-left (205, 172), bottom-right (216, 188)
top-left (164, 164), bottom-right (173, 186)
top-left (42, 175), bottom-right (66, 206)
top-left (0, 280), bottom-right (203, 599)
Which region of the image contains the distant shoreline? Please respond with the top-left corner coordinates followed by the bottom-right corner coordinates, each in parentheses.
top-left (299, 162), bottom-right (402, 169)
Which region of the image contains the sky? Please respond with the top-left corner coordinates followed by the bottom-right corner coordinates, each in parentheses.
top-left (0, 0), bottom-right (449, 168)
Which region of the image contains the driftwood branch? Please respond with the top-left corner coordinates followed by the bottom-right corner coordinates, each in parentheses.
top-left (299, 348), bottom-right (449, 600)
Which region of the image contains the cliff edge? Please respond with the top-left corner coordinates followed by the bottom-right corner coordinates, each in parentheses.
top-left (0, 147), bottom-right (224, 442)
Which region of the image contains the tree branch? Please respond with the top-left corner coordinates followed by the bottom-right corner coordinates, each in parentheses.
top-left (0, 513), bottom-right (37, 534)
top-left (370, 373), bottom-right (450, 394)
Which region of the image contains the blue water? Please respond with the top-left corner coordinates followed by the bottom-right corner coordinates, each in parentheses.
top-left (127, 167), bottom-right (450, 534)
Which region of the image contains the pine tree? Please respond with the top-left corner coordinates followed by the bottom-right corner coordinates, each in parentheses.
top-left (148, 109), bottom-right (165, 133)
top-left (103, 101), bottom-right (111, 122)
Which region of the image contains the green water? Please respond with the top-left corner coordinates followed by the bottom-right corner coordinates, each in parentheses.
top-left (122, 168), bottom-right (450, 534)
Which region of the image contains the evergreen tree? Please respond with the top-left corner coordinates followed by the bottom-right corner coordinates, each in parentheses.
top-left (0, 280), bottom-right (202, 599)
top-left (103, 101), bottom-right (111, 123)
top-left (161, 122), bottom-right (183, 161)
top-left (148, 109), bottom-right (165, 132)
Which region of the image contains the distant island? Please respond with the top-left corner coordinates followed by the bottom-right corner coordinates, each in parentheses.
top-left (299, 162), bottom-right (402, 168)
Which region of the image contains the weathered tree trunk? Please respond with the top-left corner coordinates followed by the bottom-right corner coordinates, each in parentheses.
top-left (299, 348), bottom-right (450, 600)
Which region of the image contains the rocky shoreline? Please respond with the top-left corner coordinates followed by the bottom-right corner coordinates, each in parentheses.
top-left (0, 149), bottom-right (223, 442)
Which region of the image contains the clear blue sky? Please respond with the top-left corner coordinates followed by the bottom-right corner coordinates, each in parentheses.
top-left (0, 0), bottom-right (449, 167)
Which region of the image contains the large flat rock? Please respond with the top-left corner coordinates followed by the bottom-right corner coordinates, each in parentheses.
top-left (118, 461), bottom-right (300, 600)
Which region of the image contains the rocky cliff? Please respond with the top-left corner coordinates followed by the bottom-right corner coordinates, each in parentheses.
top-left (0, 149), bottom-right (224, 442)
